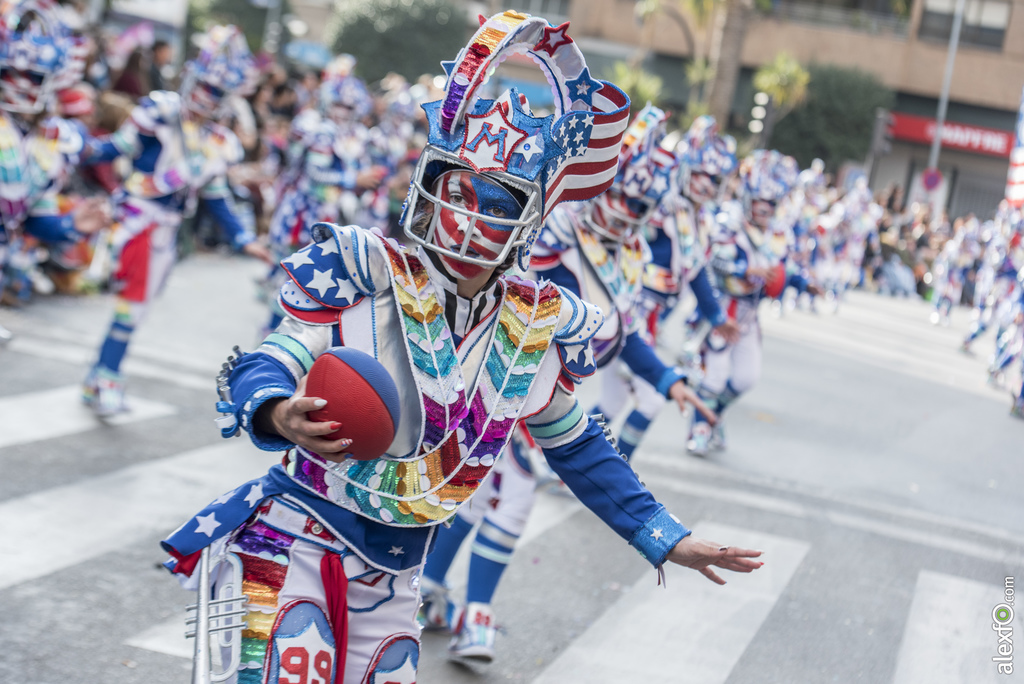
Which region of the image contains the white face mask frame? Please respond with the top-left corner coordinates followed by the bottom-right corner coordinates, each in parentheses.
top-left (585, 188), bottom-right (656, 243)
top-left (402, 147), bottom-right (543, 268)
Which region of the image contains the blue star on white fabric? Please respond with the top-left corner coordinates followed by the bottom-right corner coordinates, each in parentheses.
top-left (565, 67), bottom-right (602, 107)
top-left (195, 512), bottom-right (220, 537)
top-left (243, 483), bottom-right (264, 507)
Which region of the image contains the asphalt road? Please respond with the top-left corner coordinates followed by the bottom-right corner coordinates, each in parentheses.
top-left (0, 253), bottom-right (1021, 684)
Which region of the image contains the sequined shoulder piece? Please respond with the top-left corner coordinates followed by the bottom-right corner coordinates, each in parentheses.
top-left (278, 223), bottom-right (387, 324)
top-left (551, 284), bottom-right (603, 381)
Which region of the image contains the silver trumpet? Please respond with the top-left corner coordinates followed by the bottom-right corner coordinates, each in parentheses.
top-left (185, 547), bottom-right (249, 683)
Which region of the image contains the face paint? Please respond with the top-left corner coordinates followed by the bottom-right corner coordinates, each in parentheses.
top-left (750, 198), bottom-right (776, 231)
top-left (590, 189), bottom-right (650, 242)
top-left (429, 169), bottom-right (524, 279)
top-left (688, 172), bottom-right (720, 205)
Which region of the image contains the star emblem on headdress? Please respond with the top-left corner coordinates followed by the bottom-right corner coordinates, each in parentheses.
top-left (533, 21), bottom-right (573, 57)
top-left (460, 99), bottom-right (527, 173)
top-left (565, 67), bottom-right (602, 107)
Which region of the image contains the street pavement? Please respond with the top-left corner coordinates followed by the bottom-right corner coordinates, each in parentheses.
top-left (0, 253), bottom-right (1021, 684)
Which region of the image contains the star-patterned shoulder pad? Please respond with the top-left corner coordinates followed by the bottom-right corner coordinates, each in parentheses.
top-left (551, 284), bottom-right (604, 381)
top-left (39, 116), bottom-right (85, 160)
top-left (278, 222), bottom-right (388, 324)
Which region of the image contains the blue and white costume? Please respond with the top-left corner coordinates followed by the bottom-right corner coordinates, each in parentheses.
top-left (688, 149), bottom-right (799, 455)
top-left (0, 0), bottom-right (88, 342)
top-left (162, 12), bottom-right (705, 682)
top-left (81, 26), bottom-right (259, 416)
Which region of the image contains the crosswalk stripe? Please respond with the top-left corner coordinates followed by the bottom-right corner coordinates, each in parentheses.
top-left (533, 522), bottom-right (810, 684)
top-left (0, 385), bottom-right (177, 450)
top-left (0, 439), bottom-right (277, 591)
top-left (892, 570), bottom-right (1008, 684)
top-left (126, 484), bottom-right (585, 660)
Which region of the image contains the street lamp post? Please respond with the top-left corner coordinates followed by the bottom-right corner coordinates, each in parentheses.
top-left (927, 0), bottom-right (967, 171)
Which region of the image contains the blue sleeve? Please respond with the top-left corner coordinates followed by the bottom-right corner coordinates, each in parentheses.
top-left (83, 138), bottom-right (121, 164)
top-left (786, 272), bottom-right (809, 293)
top-left (620, 331), bottom-right (685, 396)
top-left (691, 266), bottom-right (726, 327)
top-left (542, 418), bottom-right (691, 565)
top-left (225, 352), bottom-right (296, 451)
top-left (22, 213), bottom-right (79, 243)
top-left (202, 196), bottom-right (255, 249)
top-left (536, 261), bottom-right (581, 295)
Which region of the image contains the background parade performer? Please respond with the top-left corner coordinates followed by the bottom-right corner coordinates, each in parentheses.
top-left (0, 0), bottom-right (108, 344)
top-left (161, 11), bottom-right (762, 683)
top-left (81, 25), bottom-right (271, 416)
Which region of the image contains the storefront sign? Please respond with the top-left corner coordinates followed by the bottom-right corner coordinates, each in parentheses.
top-left (889, 112), bottom-right (1012, 158)
top-left (1005, 87), bottom-right (1024, 207)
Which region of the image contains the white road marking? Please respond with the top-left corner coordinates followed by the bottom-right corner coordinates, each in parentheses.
top-left (0, 385), bottom-right (177, 449)
top-left (0, 439), bottom-right (277, 590)
top-left (891, 570), bottom-right (1008, 684)
top-left (533, 522), bottom-right (809, 684)
top-left (125, 617), bottom-right (194, 660)
top-left (6, 337), bottom-right (212, 390)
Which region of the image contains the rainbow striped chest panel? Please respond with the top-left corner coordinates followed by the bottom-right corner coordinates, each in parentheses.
top-left (0, 114), bottom-right (72, 229)
top-left (576, 225), bottom-right (645, 362)
top-left (291, 242), bottom-right (560, 527)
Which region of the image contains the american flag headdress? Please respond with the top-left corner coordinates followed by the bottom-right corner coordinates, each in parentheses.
top-left (403, 9), bottom-right (631, 271)
top-left (180, 25), bottom-right (258, 118)
top-left (587, 103), bottom-right (676, 240)
top-left (739, 149), bottom-right (799, 204)
top-left (319, 54), bottom-right (372, 122)
top-left (0, 0), bottom-right (73, 114)
top-left (677, 115), bottom-right (737, 184)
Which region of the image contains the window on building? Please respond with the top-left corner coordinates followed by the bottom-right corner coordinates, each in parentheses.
top-left (918, 0), bottom-right (1010, 49)
top-left (519, 0), bottom-right (571, 22)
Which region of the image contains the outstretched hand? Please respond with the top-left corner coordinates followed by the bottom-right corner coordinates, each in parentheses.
top-left (668, 379), bottom-right (717, 425)
top-left (261, 375), bottom-right (352, 461)
top-left (666, 536), bottom-right (763, 585)
top-left (72, 196), bottom-right (112, 235)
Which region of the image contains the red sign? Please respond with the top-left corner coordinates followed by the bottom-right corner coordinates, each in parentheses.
top-left (889, 112), bottom-right (1013, 158)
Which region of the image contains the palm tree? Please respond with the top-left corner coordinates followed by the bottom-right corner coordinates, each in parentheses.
top-left (752, 52), bottom-right (810, 144)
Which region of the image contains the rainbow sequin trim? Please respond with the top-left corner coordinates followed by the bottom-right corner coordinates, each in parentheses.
top-left (290, 241), bottom-right (559, 526)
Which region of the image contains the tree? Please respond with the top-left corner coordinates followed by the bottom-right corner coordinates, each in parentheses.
top-left (752, 52), bottom-right (809, 143)
top-left (188, 0), bottom-right (292, 55)
top-left (604, 61), bottom-right (664, 113)
top-left (325, 0), bottom-right (468, 84)
top-left (706, 0), bottom-right (753, 125)
top-left (769, 64), bottom-right (894, 170)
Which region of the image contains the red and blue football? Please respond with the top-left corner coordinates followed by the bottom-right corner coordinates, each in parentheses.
top-left (305, 347), bottom-right (401, 461)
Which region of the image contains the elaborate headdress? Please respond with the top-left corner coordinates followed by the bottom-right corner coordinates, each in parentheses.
top-left (588, 102), bottom-right (676, 239)
top-left (0, 0), bottom-right (72, 114)
top-left (179, 25), bottom-right (257, 118)
top-left (402, 10), bottom-right (631, 271)
top-left (738, 149), bottom-right (798, 205)
top-left (677, 115), bottom-right (737, 187)
top-left (319, 54), bottom-right (372, 123)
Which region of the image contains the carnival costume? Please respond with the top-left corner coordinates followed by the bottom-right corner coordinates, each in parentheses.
top-left (688, 149), bottom-right (799, 456)
top-left (603, 114), bottom-right (737, 460)
top-left (262, 56), bottom-right (376, 336)
top-left (0, 0), bottom-right (89, 343)
top-left (81, 26), bottom-right (260, 416)
top-left (161, 13), bottom-right (728, 683)
top-left (417, 103), bottom-right (692, 662)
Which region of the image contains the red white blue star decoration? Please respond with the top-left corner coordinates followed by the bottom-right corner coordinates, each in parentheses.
top-left (459, 100), bottom-right (528, 173)
top-left (533, 21), bottom-right (573, 56)
top-left (565, 67), bottom-right (602, 107)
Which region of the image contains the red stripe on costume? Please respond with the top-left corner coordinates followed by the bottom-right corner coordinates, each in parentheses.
top-left (320, 554), bottom-right (349, 684)
top-left (116, 227), bottom-right (153, 302)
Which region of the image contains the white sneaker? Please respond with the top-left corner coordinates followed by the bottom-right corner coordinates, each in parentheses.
top-left (417, 576), bottom-right (459, 632)
top-left (449, 602), bottom-right (497, 662)
top-left (82, 366), bottom-right (128, 418)
top-left (687, 421), bottom-right (712, 457)
top-left (709, 423), bottom-right (726, 451)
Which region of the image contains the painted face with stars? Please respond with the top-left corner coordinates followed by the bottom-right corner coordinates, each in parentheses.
top-left (688, 171), bottom-right (721, 205)
top-left (428, 169), bottom-right (526, 280)
top-left (590, 188), bottom-right (652, 242)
